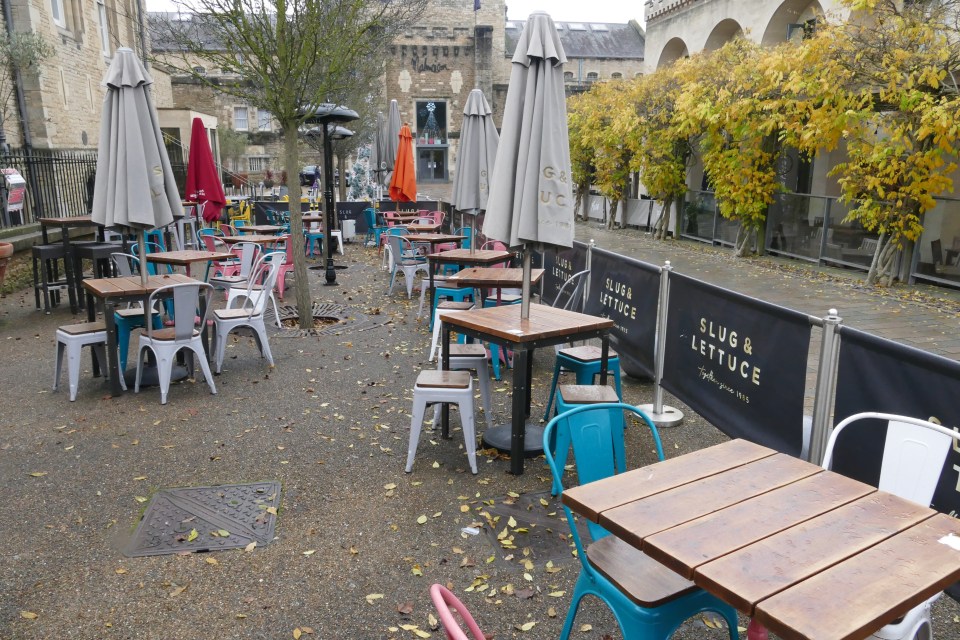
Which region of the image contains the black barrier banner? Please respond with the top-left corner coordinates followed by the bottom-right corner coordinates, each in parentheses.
top-left (833, 327), bottom-right (960, 515)
top-left (540, 241), bottom-right (588, 306)
top-left (583, 248), bottom-right (659, 380)
top-left (661, 273), bottom-right (810, 454)
top-left (336, 201), bottom-right (369, 228)
top-left (833, 327), bottom-right (960, 599)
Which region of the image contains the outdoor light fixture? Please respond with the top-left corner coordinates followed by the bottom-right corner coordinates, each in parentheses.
top-left (304, 103), bottom-right (359, 285)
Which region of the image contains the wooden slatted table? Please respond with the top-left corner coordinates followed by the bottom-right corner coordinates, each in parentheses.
top-left (561, 439), bottom-right (960, 640)
top-left (405, 223), bottom-right (441, 233)
top-left (220, 234), bottom-right (284, 246)
top-left (146, 250), bottom-right (236, 277)
top-left (439, 302), bottom-right (613, 475)
top-left (82, 273), bottom-right (200, 396)
top-left (406, 233), bottom-right (466, 251)
top-left (238, 224), bottom-right (284, 235)
top-left (444, 267), bottom-right (545, 304)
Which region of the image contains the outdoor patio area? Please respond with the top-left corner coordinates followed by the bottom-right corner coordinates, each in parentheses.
top-left (0, 234), bottom-right (742, 639)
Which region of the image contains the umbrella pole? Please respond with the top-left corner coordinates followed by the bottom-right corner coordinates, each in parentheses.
top-left (138, 232), bottom-right (148, 287)
top-left (469, 212), bottom-right (477, 255)
top-left (521, 247), bottom-right (531, 320)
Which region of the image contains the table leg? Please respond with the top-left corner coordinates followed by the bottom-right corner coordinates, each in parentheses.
top-left (441, 316), bottom-right (451, 440)
top-left (103, 299), bottom-right (123, 396)
top-left (524, 348), bottom-right (534, 418)
top-left (509, 349), bottom-right (530, 475)
top-left (60, 225), bottom-right (79, 313)
top-left (599, 334), bottom-right (609, 385)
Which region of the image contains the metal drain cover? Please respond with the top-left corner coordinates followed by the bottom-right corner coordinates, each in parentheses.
top-left (480, 490), bottom-right (588, 568)
top-left (125, 482), bottom-right (281, 557)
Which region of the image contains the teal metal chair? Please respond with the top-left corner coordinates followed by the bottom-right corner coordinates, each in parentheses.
top-left (544, 403), bottom-right (740, 640)
top-left (110, 252), bottom-right (163, 372)
top-left (363, 207), bottom-right (386, 248)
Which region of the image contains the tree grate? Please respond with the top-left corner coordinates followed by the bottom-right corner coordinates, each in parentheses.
top-left (275, 302), bottom-right (392, 337)
top-left (125, 482), bottom-right (281, 557)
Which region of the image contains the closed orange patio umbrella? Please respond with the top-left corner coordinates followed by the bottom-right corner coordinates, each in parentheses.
top-left (389, 124), bottom-right (417, 202)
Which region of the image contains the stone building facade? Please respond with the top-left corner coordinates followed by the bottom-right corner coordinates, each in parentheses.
top-left (1, 0), bottom-right (175, 151)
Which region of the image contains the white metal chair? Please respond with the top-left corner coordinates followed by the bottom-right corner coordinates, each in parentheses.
top-left (387, 234), bottom-right (429, 299)
top-left (823, 411), bottom-right (960, 640)
top-left (406, 370), bottom-right (478, 475)
top-left (134, 282), bottom-right (217, 404)
top-left (226, 251), bottom-right (284, 328)
top-left (210, 241), bottom-right (260, 294)
top-left (213, 252), bottom-right (282, 373)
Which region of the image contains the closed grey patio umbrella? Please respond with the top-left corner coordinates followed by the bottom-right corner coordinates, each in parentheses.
top-left (452, 89), bottom-right (499, 253)
top-left (91, 47), bottom-right (182, 285)
top-left (371, 111), bottom-right (386, 199)
top-left (483, 11), bottom-right (573, 318)
top-left (384, 99), bottom-right (402, 190)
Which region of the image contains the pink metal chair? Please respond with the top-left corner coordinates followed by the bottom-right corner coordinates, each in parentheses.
top-left (430, 584), bottom-right (486, 640)
top-left (275, 235), bottom-right (296, 300)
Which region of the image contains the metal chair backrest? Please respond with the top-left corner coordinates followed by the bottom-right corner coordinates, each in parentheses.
top-left (198, 227), bottom-right (224, 238)
top-left (362, 207), bottom-right (377, 230)
top-left (387, 234), bottom-right (419, 265)
top-left (544, 402), bottom-right (663, 542)
top-left (146, 282), bottom-right (213, 342)
top-left (232, 242), bottom-right (262, 278)
top-left (110, 252), bottom-right (140, 277)
top-left (454, 227), bottom-right (471, 250)
top-left (429, 584), bottom-right (486, 640)
top-left (554, 269), bottom-right (589, 312)
top-left (238, 252), bottom-right (283, 316)
top-left (220, 224), bottom-right (239, 236)
top-left (822, 411), bottom-right (960, 507)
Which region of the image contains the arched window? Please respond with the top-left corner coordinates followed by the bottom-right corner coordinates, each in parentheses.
top-left (564, 71), bottom-right (574, 81)
top-left (611, 72), bottom-right (623, 80)
top-left (586, 72), bottom-right (599, 82)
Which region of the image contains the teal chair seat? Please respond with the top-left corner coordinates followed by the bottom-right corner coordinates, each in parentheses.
top-left (543, 345), bottom-right (623, 420)
top-left (544, 403), bottom-right (740, 640)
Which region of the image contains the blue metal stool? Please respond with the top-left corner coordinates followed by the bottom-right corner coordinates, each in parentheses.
top-left (543, 345), bottom-right (622, 421)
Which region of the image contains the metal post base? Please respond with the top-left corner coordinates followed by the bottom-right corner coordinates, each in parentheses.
top-left (481, 423), bottom-right (545, 457)
top-left (123, 364), bottom-right (189, 388)
top-left (636, 404), bottom-right (684, 428)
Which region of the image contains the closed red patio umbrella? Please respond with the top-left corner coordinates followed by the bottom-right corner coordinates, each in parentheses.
top-left (389, 124), bottom-right (417, 202)
top-left (185, 117), bottom-right (226, 223)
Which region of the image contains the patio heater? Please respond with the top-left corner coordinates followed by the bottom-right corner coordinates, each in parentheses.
top-left (305, 104), bottom-right (359, 285)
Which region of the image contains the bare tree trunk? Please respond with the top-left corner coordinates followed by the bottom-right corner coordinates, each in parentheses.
top-left (284, 126), bottom-right (313, 328)
top-left (867, 232), bottom-right (899, 287)
top-left (653, 198), bottom-right (671, 240)
top-left (606, 199), bottom-right (620, 230)
top-left (734, 225), bottom-right (753, 257)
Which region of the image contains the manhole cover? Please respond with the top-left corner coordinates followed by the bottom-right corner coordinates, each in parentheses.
top-left (276, 302), bottom-right (391, 337)
top-left (125, 482), bottom-right (281, 557)
top-left (480, 490), bottom-right (588, 568)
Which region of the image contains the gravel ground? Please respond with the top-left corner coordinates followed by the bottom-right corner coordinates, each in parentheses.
top-left (1, 231), bottom-right (957, 640)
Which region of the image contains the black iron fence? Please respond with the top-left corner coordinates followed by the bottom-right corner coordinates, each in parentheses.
top-left (0, 148), bottom-right (98, 229)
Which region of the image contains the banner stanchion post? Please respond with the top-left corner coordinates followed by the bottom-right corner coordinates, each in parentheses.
top-left (639, 261), bottom-right (684, 427)
top-left (806, 309), bottom-right (842, 464)
top-left (584, 239), bottom-right (593, 307)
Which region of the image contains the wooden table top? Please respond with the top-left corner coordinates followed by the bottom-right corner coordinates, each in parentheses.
top-left (428, 248), bottom-right (512, 265)
top-left (561, 439), bottom-right (960, 640)
top-left (302, 214), bottom-right (325, 223)
top-left (145, 250), bottom-right (236, 266)
top-left (239, 224), bottom-right (284, 234)
top-left (405, 223), bottom-right (441, 233)
top-left (82, 273), bottom-right (198, 298)
top-left (439, 302), bottom-right (612, 344)
top-left (407, 233), bottom-right (466, 244)
top-left (445, 267), bottom-right (544, 288)
top-left (220, 234), bottom-right (284, 245)
top-left (38, 215), bottom-right (95, 226)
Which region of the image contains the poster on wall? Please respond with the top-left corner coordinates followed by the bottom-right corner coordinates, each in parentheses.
top-left (540, 241), bottom-right (588, 307)
top-left (583, 248), bottom-right (659, 380)
top-left (661, 273), bottom-right (811, 454)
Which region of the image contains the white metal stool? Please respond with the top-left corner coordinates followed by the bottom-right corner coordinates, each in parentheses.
top-left (54, 321), bottom-right (123, 401)
top-left (429, 300), bottom-right (475, 361)
top-left (433, 343), bottom-right (494, 432)
top-left (406, 370), bottom-right (478, 474)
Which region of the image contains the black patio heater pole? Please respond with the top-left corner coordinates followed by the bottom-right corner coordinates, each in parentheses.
top-left (321, 123), bottom-right (337, 285)
top-left (303, 103), bottom-right (359, 285)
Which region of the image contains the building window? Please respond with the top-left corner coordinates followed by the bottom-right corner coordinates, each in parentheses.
top-left (415, 100), bottom-right (446, 144)
top-left (97, 1), bottom-right (111, 55)
top-left (611, 72), bottom-right (622, 80)
top-left (564, 71), bottom-right (574, 81)
top-left (257, 109), bottom-right (271, 131)
top-left (248, 156), bottom-right (268, 172)
top-left (234, 106), bottom-right (248, 131)
top-left (51, 0), bottom-right (66, 28)
top-left (586, 72), bottom-right (599, 82)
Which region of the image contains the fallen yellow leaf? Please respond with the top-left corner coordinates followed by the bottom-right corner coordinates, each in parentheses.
top-left (20, 611), bottom-right (38, 620)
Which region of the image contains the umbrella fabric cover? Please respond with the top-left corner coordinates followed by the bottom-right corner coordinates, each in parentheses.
top-left (91, 48), bottom-right (181, 231)
top-left (185, 117), bottom-right (226, 223)
top-left (483, 11), bottom-right (573, 249)
top-left (371, 111), bottom-right (385, 184)
top-left (452, 89), bottom-right (499, 213)
top-left (389, 124), bottom-right (417, 202)
top-left (384, 99), bottom-right (402, 186)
